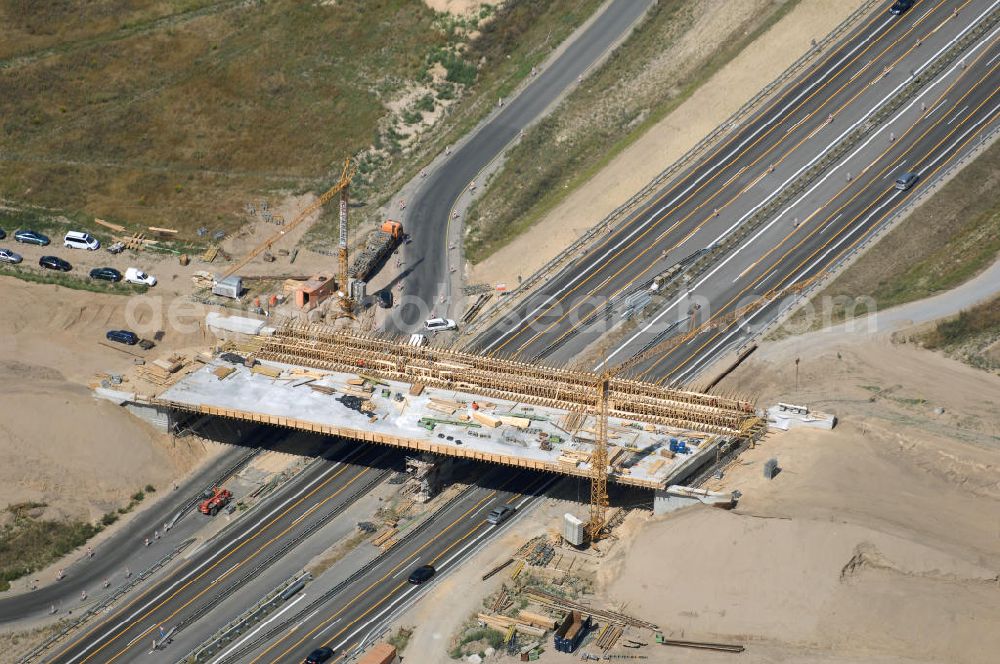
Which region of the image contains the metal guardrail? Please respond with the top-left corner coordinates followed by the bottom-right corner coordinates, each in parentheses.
top-left (462, 0), bottom-right (882, 342)
top-left (178, 572), bottom-right (312, 663)
top-left (556, 4), bottom-right (1000, 370)
top-left (751, 121), bottom-right (1000, 346)
top-left (17, 540), bottom-right (194, 664)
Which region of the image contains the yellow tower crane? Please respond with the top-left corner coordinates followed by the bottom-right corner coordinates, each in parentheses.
top-left (218, 159), bottom-right (356, 284)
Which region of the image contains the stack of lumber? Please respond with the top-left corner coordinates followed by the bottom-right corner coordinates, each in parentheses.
top-left (137, 356), bottom-right (186, 385)
top-left (607, 446), bottom-right (626, 467)
top-left (371, 528), bottom-right (396, 548)
top-left (338, 384), bottom-right (374, 398)
top-left (518, 611), bottom-right (557, 630)
top-left (557, 450), bottom-right (592, 467)
top-left (428, 397), bottom-right (465, 415)
top-left (191, 271), bottom-right (215, 288)
top-left (309, 384), bottom-right (337, 395)
top-left (251, 364), bottom-right (282, 379)
top-left (472, 411), bottom-right (502, 428)
top-left (213, 366), bottom-right (236, 381)
top-left (497, 415), bottom-right (531, 429)
top-left (95, 218), bottom-right (126, 233)
top-left (491, 585), bottom-right (513, 612)
top-left (478, 614), bottom-right (547, 638)
top-left (408, 382), bottom-right (425, 396)
top-left (201, 246), bottom-right (219, 263)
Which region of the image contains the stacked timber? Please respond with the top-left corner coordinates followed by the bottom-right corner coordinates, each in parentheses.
top-left (477, 613), bottom-right (547, 638)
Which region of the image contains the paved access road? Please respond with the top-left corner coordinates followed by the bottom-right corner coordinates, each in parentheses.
top-left (219, 470), bottom-right (552, 664)
top-left (0, 426), bottom-right (254, 625)
top-left (46, 443), bottom-right (397, 664)
top-left (470, 0), bottom-right (993, 363)
top-left (389, 0), bottom-right (654, 333)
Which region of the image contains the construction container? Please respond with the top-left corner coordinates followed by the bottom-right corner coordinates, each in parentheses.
top-left (357, 643), bottom-right (398, 664)
top-left (554, 610), bottom-right (590, 653)
top-left (212, 275), bottom-right (243, 299)
top-left (563, 513), bottom-right (585, 546)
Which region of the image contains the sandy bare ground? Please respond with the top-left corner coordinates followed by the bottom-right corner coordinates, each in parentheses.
top-left (422, 0), bottom-right (496, 16)
top-left (470, 0), bottom-right (868, 288)
top-left (0, 277), bottom-right (216, 522)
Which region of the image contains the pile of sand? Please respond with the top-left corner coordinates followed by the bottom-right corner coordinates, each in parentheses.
top-left (0, 277), bottom-right (213, 520)
top-left (600, 329), bottom-right (1000, 663)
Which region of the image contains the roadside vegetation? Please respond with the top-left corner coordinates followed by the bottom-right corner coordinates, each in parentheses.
top-left (791, 137), bottom-right (1000, 329)
top-left (0, 0), bottom-right (602, 250)
top-left (914, 295), bottom-right (1000, 372)
top-left (0, 502), bottom-right (99, 592)
top-left (0, 487), bottom-right (154, 592)
top-left (464, 0), bottom-right (803, 263)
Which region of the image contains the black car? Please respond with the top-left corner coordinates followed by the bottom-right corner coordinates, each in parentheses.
top-left (90, 267), bottom-right (123, 282)
top-left (407, 564), bottom-right (435, 585)
top-left (375, 289), bottom-right (393, 308)
top-left (39, 255), bottom-right (71, 271)
top-left (889, 0), bottom-right (914, 15)
top-left (0, 229), bottom-right (5, 240)
top-left (106, 330), bottom-right (139, 345)
top-left (15, 229), bottom-right (50, 246)
top-left (303, 647), bottom-right (334, 664)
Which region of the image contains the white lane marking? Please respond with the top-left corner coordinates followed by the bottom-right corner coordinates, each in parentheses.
top-left (947, 104), bottom-right (969, 124)
top-left (674, 102), bottom-right (1000, 384)
top-left (60, 461), bottom-right (345, 664)
top-left (479, 17), bottom-right (895, 353)
top-left (821, 213), bottom-right (844, 234)
top-left (330, 507), bottom-right (524, 653)
top-left (595, 11), bottom-right (1000, 369)
top-left (988, 50), bottom-right (1000, 67)
top-left (216, 594), bottom-right (306, 661)
top-left (316, 617), bottom-right (342, 638)
top-left (885, 160), bottom-right (908, 178)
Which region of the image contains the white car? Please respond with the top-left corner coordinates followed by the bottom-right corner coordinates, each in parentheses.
top-left (64, 231), bottom-right (100, 250)
top-left (125, 267), bottom-right (157, 286)
top-left (0, 248), bottom-right (22, 264)
top-left (423, 317), bottom-right (457, 332)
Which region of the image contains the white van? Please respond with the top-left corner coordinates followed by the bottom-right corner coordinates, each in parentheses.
top-left (125, 267), bottom-right (157, 286)
top-left (64, 231), bottom-right (100, 250)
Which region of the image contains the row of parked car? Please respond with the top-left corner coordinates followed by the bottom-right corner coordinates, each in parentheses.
top-left (0, 228), bottom-right (157, 285)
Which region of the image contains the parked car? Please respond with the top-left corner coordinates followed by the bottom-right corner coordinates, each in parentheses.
top-left (125, 267), bottom-right (157, 286)
top-left (375, 289), bottom-right (393, 309)
top-left (89, 267), bottom-right (123, 282)
top-left (894, 172), bottom-right (919, 191)
top-left (106, 330), bottom-right (139, 345)
top-left (64, 230), bottom-right (100, 250)
top-left (0, 248), bottom-right (22, 264)
top-left (0, 229), bottom-right (5, 240)
top-left (39, 255), bottom-right (71, 271)
top-left (487, 505), bottom-right (516, 525)
top-left (303, 647), bottom-right (334, 664)
top-left (889, 0), bottom-right (914, 15)
top-left (14, 229), bottom-right (50, 246)
top-left (407, 564), bottom-right (436, 585)
top-left (423, 317), bottom-right (457, 332)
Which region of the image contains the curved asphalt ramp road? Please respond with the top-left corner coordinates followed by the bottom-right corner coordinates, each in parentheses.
top-left (390, 0), bottom-right (654, 333)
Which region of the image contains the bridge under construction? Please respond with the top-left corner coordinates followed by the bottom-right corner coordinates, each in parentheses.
top-left (148, 322), bottom-right (763, 500)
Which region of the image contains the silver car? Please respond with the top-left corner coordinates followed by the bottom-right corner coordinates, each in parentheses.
top-left (0, 248), bottom-right (22, 264)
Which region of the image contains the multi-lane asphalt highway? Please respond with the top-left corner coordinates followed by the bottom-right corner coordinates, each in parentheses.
top-left (46, 443), bottom-right (396, 664)
top-left (471, 0), bottom-right (1000, 377)
top-left (211, 470), bottom-right (552, 664)
top-left (390, 0), bottom-right (654, 332)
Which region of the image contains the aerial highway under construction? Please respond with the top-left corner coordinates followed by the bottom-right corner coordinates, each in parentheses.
top-left (23, 3), bottom-right (1000, 664)
top-left (470, 0), bottom-right (1000, 383)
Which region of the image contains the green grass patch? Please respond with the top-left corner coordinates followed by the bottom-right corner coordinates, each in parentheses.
top-left (465, 0), bottom-right (803, 263)
top-left (0, 503), bottom-right (101, 592)
top-left (0, 263), bottom-right (148, 295)
top-left (787, 137), bottom-right (1000, 333)
top-left (919, 296), bottom-right (1000, 350)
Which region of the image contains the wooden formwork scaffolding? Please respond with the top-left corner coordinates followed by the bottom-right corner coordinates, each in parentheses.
top-left (256, 322), bottom-right (760, 437)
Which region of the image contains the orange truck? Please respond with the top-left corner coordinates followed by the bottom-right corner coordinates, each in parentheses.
top-left (198, 487), bottom-right (233, 516)
top-left (350, 220), bottom-right (404, 282)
